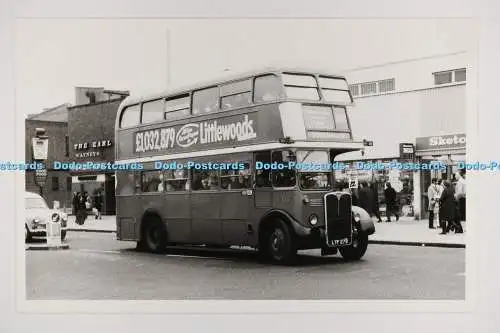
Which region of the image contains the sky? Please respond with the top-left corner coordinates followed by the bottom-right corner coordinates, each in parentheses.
top-left (15, 18), bottom-right (472, 115)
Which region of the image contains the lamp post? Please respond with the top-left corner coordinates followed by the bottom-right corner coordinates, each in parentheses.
top-left (32, 128), bottom-right (49, 197)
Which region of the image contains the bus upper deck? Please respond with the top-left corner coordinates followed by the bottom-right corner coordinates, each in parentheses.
top-left (115, 67), bottom-right (365, 163)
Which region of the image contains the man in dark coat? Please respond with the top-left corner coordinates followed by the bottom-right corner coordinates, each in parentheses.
top-left (384, 182), bottom-right (399, 222)
top-left (369, 182), bottom-right (382, 222)
top-left (358, 182), bottom-right (371, 214)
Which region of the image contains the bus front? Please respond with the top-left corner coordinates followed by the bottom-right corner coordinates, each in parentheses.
top-left (267, 71), bottom-right (375, 260)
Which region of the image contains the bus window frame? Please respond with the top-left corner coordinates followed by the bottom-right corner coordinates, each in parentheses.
top-left (139, 170), bottom-right (164, 194)
top-left (270, 149), bottom-right (298, 190)
top-left (191, 85), bottom-right (220, 116)
top-left (141, 98), bottom-right (165, 125)
top-left (162, 167), bottom-right (190, 193)
top-left (281, 72), bottom-right (322, 102)
top-left (219, 161), bottom-right (253, 191)
top-left (252, 74), bottom-right (285, 103)
top-left (164, 93), bottom-right (192, 120)
top-left (119, 103), bottom-right (141, 129)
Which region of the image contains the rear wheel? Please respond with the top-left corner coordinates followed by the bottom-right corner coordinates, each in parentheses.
top-left (260, 221), bottom-right (297, 264)
top-left (140, 216), bottom-right (167, 253)
top-left (339, 233), bottom-right (368, 261)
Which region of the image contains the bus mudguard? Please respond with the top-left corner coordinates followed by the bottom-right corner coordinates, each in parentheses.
top-left (259, 209), bottom-right (312, 237)
top-left (351, 206), bottom-right (375, 236)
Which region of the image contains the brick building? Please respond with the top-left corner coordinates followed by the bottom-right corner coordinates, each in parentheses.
top-left (25, 104), bottom-right (72, 210)
top-left (67, 88), bottom-right (128, 215)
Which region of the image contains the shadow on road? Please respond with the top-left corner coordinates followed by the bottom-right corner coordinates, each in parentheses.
top-left (120, 245), bottom-right (365, 268)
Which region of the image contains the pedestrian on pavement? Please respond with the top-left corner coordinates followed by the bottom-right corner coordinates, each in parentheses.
top-left (384, 182), bottom-right (399, 222)
top-left (455, 169), bottom-right (466, 221)
top-left (427, 178), bottom-right (438, 229)
top-left (368, 181), bottom-right (382, 222)
top-left (358, 181), bottom-right (371, 214)
top-left (438, 180), bottom-right (461, 234)
top-left (93, 192), bottom-right (103, 220)
top-left (72, 192), bottom-right (78, 216)
top-left (75, 192), bottom-right (86, 225)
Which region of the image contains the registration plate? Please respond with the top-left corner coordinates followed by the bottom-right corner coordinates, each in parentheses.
top-left (330, 237), bottom-right (350, 246)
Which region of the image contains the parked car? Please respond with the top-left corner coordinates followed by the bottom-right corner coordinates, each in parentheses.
top-left (25, 191), bottom-right (67, 243)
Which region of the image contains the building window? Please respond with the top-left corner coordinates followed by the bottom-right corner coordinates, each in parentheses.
top-left (349, 84), bottom-right (359, 96)
top-left (65, 135), bottom-right (69, 157)
top-left (141, 99), bottom-right (164, 124)
top-left (192, 87), bottom-right (220, 115)
top-left (378, 78), bottom-right (395, 93)
top-left (360, 82), bottom-right (377, 95)
top-left (433, 71), bottom-right (453, 85)
top-left (454, 68), bottom-right (466, 82)
top-left (51, 176), bottom-right (59, 191)
top-left (165, 94), bottom-right (191, 120)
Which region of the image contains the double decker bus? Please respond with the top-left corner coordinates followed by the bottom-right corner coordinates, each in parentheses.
top-left (114, 68), bottom-right (375, 264)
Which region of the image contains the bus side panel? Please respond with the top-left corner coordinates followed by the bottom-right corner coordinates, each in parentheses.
top-left (220, 191), bottom-right (251, 246)
top-left (163, 193), bottom-right (191, 243)
top-left (116, 195), bottom-right (140, 241)
top-left (190, 192), bottom-right (222, 244)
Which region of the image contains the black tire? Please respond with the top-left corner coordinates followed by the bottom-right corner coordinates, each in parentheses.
top-left (61, 230), bottom-right (66, 241)
top-left (339, 233), bottom-right (369, 261)
top-left (142, 216), bottom-right (167, 253)
top-left (261, 221), bottom-right (297, 264)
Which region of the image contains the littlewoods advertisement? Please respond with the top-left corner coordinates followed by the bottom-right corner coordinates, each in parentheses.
top-left (134, 113), bottom-right (261, 154)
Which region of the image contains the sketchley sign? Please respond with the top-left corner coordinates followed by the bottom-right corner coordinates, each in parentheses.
top-left (415, 133), bottom-right (466, 151)
top-left (134, 114), bottom-right (258, 154)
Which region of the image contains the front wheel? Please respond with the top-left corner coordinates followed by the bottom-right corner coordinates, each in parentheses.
top-left (339, 233), bottom-right (369, 261)
top-left (261, 221), bottom-right (297, 264)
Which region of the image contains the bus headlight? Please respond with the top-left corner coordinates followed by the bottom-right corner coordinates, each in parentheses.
top-left (309, 214), bottom-right (318, 225)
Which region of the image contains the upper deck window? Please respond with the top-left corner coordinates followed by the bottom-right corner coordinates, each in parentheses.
top-left (220, 79), bottom-right (252, 110)
top-left (141, 99), bottom-right (164, 124)
top-left (120, 104), bottom-right (140, 128)
top-left (165, 94), bottom-right (191, 121)
top-left (282, 73), bottom-right (320, 101)
top-left (318, 76), bottom-right (352, 105)
top-left (192, 87), bottom-right (220, 115)
top-left (333, 107), bottom-right (349, 131)
top-left (253, 75), bottom-right (282, 102)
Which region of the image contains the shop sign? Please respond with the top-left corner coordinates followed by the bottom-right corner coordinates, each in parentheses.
top-left (399, 143), bottom-right (415, 160)
top-left (74, 140), bottom-right (112, 150)
top-left (415, 134), bottom-right (466, 151)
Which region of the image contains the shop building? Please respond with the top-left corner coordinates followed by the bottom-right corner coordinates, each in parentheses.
top-left (25, 104), bottom-right (72, 210)
top-left (336, 52), bottom-right (468, 219)
top-left (67, 87), bottom-right (129, 215)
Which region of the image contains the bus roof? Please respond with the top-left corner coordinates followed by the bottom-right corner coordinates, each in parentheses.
top-left (121, 67), bottom-right (348, 107)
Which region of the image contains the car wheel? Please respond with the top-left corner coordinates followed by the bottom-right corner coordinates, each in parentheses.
top-left (339, 233), bottom-right (369, 261)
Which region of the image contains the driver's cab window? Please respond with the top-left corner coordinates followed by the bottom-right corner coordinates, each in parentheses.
top-left (271, 150), bottom-right (296, 188)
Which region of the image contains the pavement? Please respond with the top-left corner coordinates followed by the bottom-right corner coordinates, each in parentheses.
top-left (26, 232), bottom-right (465, 300)
top-left (66, 214), bottom-right (466, 248)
